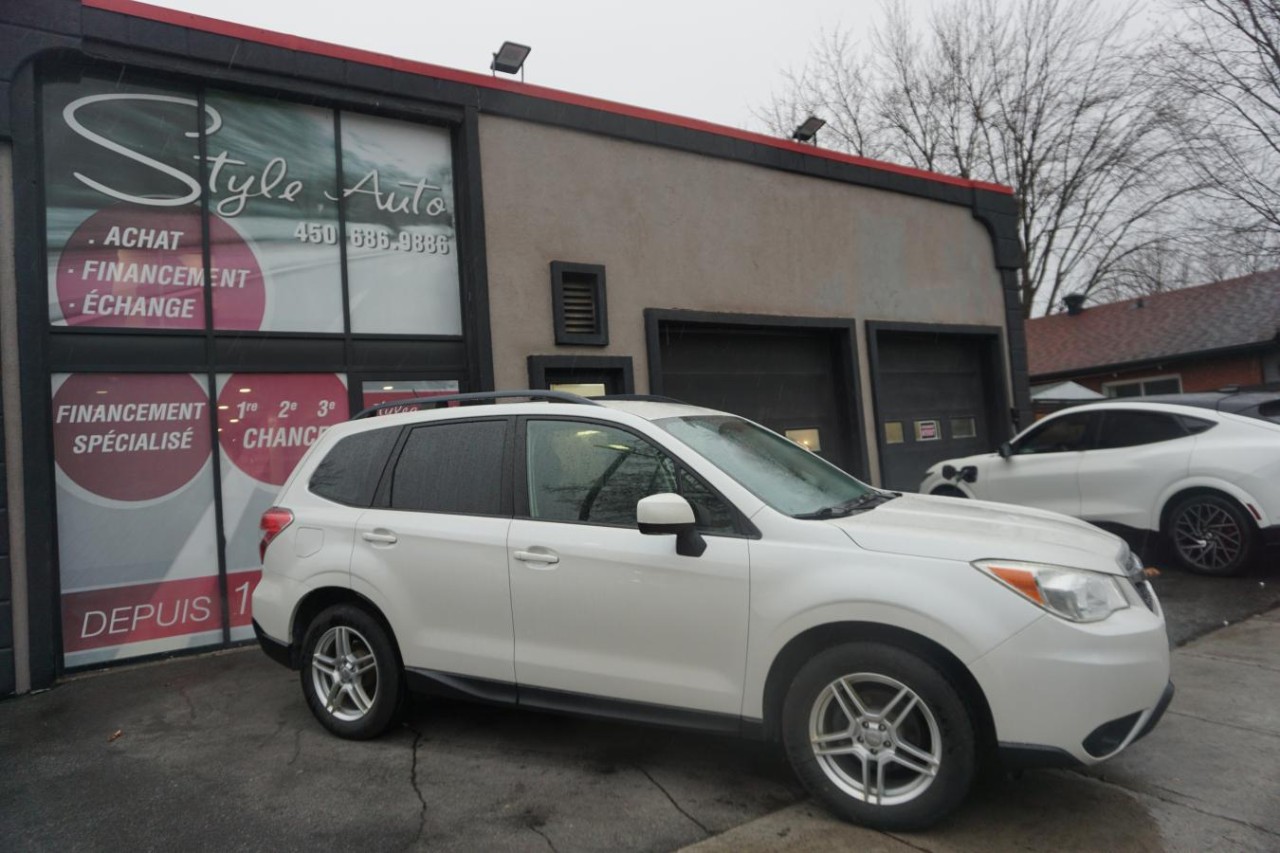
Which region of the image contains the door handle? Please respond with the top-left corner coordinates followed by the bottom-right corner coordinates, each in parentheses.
top-left (361, 529), bottom-right (398, 545)
top-left (513, 549), bottom-right (559, 566)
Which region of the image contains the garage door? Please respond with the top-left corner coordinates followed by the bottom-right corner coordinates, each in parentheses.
top-left (654, 322), bottom-right (861, 475)
top-left (872, 330), bottom-right (998, 492)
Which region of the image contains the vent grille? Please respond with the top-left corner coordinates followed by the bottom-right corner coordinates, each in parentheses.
top-left (551, 262), bottom-right (607, 346)
top-left (561, 275), bottom-right (599, 335)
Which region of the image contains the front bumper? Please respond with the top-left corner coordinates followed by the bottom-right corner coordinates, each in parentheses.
top-left (970, 600), bottom-right (1172, 766)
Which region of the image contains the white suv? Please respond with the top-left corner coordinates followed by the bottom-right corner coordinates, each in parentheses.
top-left (252, 391), bottom-right (1172, 830)
top-left (920, 393), bottom-right (1280, 576)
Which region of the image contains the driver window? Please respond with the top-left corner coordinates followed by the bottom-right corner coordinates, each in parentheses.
top-left (525, 420), bottom-right (733, 532)
top-left (1014, 413), bottom-right (1095, 455)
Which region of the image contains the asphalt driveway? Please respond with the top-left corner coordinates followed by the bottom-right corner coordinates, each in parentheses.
top-left (1, 560), bottom-right (1277, 852)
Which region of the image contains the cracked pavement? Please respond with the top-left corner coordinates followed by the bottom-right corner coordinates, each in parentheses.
top-left (0, 563), bottom-right (1277, 851)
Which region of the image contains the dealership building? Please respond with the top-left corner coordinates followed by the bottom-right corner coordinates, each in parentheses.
top-left (0, 0), bottom-right (1030, 695)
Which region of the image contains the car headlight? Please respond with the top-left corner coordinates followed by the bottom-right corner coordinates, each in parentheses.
top-left (973, 559), bottom-right (1130, 623)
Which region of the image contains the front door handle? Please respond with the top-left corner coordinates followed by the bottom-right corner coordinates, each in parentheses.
top-left (513, 548), bottom-right (559, 567)
top-left (361, 529), bottom-right (398, 545)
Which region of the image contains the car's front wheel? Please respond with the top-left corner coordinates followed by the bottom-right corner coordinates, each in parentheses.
top-left (781, 642), bottom-right (975, 831)
top-left (1167, 493), bottom-right (1256, 576)
top-left (300, 604), bottom-right (403, 739)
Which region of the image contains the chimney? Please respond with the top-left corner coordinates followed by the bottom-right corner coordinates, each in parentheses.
top-left (1063, 293), bottom-right (1086, 316)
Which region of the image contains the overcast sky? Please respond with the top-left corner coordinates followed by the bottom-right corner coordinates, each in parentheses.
top-left (148, 0), bottom-right (933, 132)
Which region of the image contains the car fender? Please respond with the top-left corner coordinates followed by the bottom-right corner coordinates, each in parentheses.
top-left (741, 547), bottom-right (1041, 721)
top-left (1155, 476), bottom-right (1272, 529)
top-left (919, 471), bottom-right (978, 498)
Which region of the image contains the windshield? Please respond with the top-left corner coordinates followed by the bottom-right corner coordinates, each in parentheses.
top-left (656, 415), bottom-right (875, 517)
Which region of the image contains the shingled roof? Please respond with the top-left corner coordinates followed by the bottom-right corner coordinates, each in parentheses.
top-left (1027, 271), bottom-right (1280, 378)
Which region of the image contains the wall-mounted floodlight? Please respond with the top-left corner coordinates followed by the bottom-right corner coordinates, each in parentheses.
top-left (791, 115), bottom-right (826, 144)
top-left (491, 41), bottom-right (532, 79)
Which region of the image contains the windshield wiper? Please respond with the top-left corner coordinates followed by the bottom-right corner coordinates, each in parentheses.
top-left (794, 490), bottom-right (899, 519)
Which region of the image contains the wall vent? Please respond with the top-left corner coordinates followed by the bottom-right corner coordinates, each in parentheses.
top-left (551, 262), bottom-right (608, 346)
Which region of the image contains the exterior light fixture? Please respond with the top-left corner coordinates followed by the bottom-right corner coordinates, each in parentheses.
top-left (791, 115), bottom-right (826, 144)
top-left (491, 41), bottom-right (531, 79)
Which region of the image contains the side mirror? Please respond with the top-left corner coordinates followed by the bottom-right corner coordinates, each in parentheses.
top-left (998, 441), bottom-right (1013, 459)
top-left (637, 493), bottom-right (706, 558)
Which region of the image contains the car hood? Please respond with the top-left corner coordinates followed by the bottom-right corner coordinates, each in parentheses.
top-left (828, 493), bottom-right (1129, 574)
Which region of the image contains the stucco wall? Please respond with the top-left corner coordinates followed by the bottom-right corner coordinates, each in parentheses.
top-left (478, 115), bottom-right (1006, 392)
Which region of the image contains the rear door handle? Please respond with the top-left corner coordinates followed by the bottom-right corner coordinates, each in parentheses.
top-left (361, 529), bottom-right (398, 545)
top-left (513, 548), bottom-right (559, 567)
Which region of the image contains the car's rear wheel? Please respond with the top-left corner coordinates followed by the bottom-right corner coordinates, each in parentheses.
top-left (300, 604), bottom-right (403, 739)
top-left (781, 642), bottom-right (975, 831)
top-left (1167, 493), bottom-right (1256, 576)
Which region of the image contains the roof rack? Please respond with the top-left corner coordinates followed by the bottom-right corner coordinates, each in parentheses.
top-left (593, 394), bottom-right (687, 404)
top-left (352, 389), bottom-right (602, 420)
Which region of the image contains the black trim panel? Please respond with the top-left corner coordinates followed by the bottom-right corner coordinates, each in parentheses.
top-left (253, 619), bottom-right (295, 669)
top-left (405, 667), bottom-right (518, 705)
top-left (997, 742), bottom-right (1082, 771)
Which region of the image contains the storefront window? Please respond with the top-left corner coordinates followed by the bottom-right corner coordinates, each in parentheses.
top-left (216, 373), bottom-right (349, 641)
top-left (361, 379), bottom-right (459, 415)
top-left (340, 113), bottom-right (462, 335)
top-left (52, 373), bottom-right (221, 666)
top-left (43, 77), bottom-right (207, 330)
top-left (204, 91), bottom-right (344, 332)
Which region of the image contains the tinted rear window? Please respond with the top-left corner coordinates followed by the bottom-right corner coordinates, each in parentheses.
top-left (310, 428), bottom-right (399, 507)
top-left (390, 420), bottom-right (507, 515)
top-left (1096, 411), bottom-right (1187, 449)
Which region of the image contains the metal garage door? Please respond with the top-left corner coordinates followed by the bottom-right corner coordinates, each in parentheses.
top-left (654, 321), bottom-right (861, 474)
top-left (872, 330), bottom-right (997, 492)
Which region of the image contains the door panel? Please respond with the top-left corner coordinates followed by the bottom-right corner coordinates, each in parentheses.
top-left (351, 509), bottom-right (514, 681)
top-left (975, 454), bottom-right (1084, 517)
top-left (507, 519), bottom-right (750, 714)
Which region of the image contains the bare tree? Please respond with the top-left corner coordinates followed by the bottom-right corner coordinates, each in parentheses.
top-left (758, 0), bottom-right (1191, 316)
top-left (1160, 0), bottom-right (1280, 261)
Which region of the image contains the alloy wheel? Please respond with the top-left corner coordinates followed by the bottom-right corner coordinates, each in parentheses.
top-left (1173, 501), bottom-right (1244, 573)
top-left (808, 673), bottom-right (942, 806)
top-left (310, 625), bottom-right (380, 722)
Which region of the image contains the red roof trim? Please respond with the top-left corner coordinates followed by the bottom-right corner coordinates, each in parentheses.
top-left (81, 0), bottom-right (1013, 196)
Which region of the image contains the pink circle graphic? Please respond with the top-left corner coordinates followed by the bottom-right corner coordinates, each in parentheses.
top-left (218, 374), bottom-right (348, 486)
top-left (52, 374), bottom-right (212, 502)
top-left (56, 205), bottom-right (265, 330)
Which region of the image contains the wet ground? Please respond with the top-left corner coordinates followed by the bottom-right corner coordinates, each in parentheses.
top-left (1, 550), bottom-right (1277, 851)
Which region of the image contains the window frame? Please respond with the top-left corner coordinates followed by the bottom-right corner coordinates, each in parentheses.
top-left (1101, 374), bottom-right (1183, 398)
top-left (513, 415), bottom-right (758, 538)
top-left (371, 415), bottom-right (516, 518)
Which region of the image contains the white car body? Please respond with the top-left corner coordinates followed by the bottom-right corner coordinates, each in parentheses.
top-left (919, 398), bottom-right (1280, 574)
top-left (253, 396), bottom-right (1172, 828)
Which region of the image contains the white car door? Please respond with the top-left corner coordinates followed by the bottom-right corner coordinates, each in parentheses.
top-left (1075, 409), bottom-right (1194, 530)
top-left (349, 417), bottom-right (516, 684)
top-left (507, 417), bottom-right (750, 717)
top-left (974, 410), bottom-right (1099, 517)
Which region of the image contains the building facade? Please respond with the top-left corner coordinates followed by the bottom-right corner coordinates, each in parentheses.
top-left (0, 0), bottom-right (1029, 694)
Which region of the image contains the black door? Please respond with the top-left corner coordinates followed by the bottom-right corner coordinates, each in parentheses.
top-left (872, 330), bottom-right (1000, 492)
top-left (655, 322), bottom-right (860, 474)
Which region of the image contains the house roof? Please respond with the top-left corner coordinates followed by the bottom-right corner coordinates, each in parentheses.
top-left (1027, 271), bottom-right (1280, 378)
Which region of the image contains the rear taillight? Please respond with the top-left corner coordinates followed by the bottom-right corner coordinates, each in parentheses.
top-left (260, 507), bottom-right (294, 562)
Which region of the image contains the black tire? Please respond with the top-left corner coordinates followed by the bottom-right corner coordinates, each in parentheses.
top-left (300, 604), bottom-right (403, 739)
top-left (1166, 493), bottom-right (1257, 576)
top-left (781, 642), bottom-right (975, 831)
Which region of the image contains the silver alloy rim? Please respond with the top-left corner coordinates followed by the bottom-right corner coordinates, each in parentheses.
top-left (808, 673), bottom-right (941, 806)
top-left (1173, 502), bottom-right (1243, 572)
top-left (310, 625), bottom-right (379, 722)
